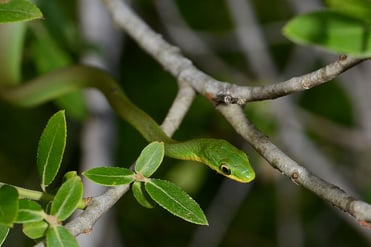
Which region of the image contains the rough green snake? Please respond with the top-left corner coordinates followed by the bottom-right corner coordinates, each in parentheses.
top-left (0, 26), bottom-right (255, 183)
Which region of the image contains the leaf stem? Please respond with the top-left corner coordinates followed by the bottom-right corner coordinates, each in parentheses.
top-left (0, 182), bottom-right (53, 201)
top-left (0, 182), bottom-right (87, 209)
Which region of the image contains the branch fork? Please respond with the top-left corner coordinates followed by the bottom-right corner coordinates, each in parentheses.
top-left (64, 0), bottom-right (371, 239)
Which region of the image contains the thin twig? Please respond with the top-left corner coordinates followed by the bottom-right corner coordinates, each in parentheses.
top-left (104, 0), bottom-right (367, 105)
top-left (245, 56), bottom-right (365, 102)
top-left (33, 185), bottom-right (130, 247)
top-left (161, 81), bottom-right (196, 136)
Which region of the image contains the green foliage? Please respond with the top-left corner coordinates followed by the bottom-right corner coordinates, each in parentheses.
top-left (46, 225), bottom-right (78, 247)
top-left (15, 200), bottom-right (44, 223)
top-left (0, 225), bottom-right (9, 246)
top-left (37, 110), bottom-right (67, 191)
top-left (50, 176), bottom-right (83, 221)
top-left (0, 112), bottom-right (85, 245)
top-left (325, 0), bottom-right (371, 22)
top-left (132, 181), bottom-right (155, 208)
top-left (0, 0), bottom-right (43, 24)
top-left (23, 221), bottom-right (48, 239)
top-left (0, 110), bottom-right (208, 245)
top-left (0, 185), bottom-right (18, 226)
top-left (1, 1), bottom-right (369, 246)
top-left (145, 179), bottom-right (208, 225)
top-left (283, 10), bottom-right (371, 57)
top-left (83, 141), bottom-right (208, 225)
top-left (83, 167), bottom-right (135, 186)
top-left (135, 141), bottom-right (165, 177)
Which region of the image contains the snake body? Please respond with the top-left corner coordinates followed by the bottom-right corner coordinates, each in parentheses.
top-left (0, 63), bottom-right (255, 183)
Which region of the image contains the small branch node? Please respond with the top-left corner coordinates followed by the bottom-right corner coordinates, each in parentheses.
top-left (301, 80), bottom-right (311, 89)
top-left (213, 94), bottom-right (246, 106)
top-left (82, 228), bottom-right (93, 235)
top-left (290, 170), bottom-right (300, 185)
top-left (358, 220), bottom-right (371, 229)
top-left (339, 54), bottom-right (348, 61)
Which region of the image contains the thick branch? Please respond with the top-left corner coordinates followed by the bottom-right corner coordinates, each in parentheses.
top-left (103, 0), bottom-right (240, 100)
top-left (64, 185), bottom-right (129, 236)
top-left (218, 104), bottom-right (371, 222)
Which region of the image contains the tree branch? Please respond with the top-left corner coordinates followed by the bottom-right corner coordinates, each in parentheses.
top-left (246, 56), bottom-right (366, 101)
top-left (103, 0), bottom-right (367, 106)
top-left (161, 81), bottom-right (196, 136)
top-left (64, 185), bottom-right (130, 236)
top-left (218, 104), bottom-right (371, 223)
top-left (101, 0), bottom-right (371, 224)
top-left (58, 1), bottom-right (371, 239)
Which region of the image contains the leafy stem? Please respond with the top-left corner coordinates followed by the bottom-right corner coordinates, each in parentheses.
top-left (0, 182), bottom-right (52, 201)
top-left (0, 182), bottom-right (87, 209)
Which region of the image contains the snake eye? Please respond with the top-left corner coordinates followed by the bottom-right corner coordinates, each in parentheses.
top-left (220, 163), bottom-right (231, 175)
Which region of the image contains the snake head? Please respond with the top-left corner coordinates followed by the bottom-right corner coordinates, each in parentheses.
top-left (199, 139), bottom-right (255, 183)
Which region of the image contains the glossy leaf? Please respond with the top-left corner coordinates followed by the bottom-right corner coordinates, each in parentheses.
top-left (283, 10), bottom-right (371, 57)
top-left (0, 185), bottom-right (18, 226)
top-left (325, 0), bottom-right (371, 22)
top-left (135, 142), bottom-right (165, 177)
top-left (23, 220), bottom-right (48, 239)
top-left (63, 171), bottom-right (77, 181)
top-left (0, 0), bottom-right (43, 24)
top-left (132, 181), bottom-right (155, 208)
top-left (50, 176), bottom-right (83, 221)
top-left (83, 167), bottom-right (135, 186)
top-left (46, 225), bottom-right (78, 247)
top-left (37, 110), bottom-right (67, 191)
top-left (15, 199), bottom-right (44, 223)
top-left (0, 225), bottom-right (9, 246)
top-left (145, 179), bottom-right (208, 225)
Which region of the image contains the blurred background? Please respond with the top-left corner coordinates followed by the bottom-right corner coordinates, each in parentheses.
top-left (1, 0), bottom-right (371, 246)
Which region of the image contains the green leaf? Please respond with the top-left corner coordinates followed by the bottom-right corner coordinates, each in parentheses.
top-left (0, 0), bottom-right (43, 24)
top-left (63, 171), bottom-right (77, 181)
top-left (83, 167), bottom-right (135, 186)
top-left (37, 110), bottom-right (67, 191)
top-left (283, 10), bottom-right (371, 57)
top-left (0, 225), bottom-right (9, 246)
top-left (325, 0), bottom-right (371, 22)
top-left (135, 142), bottom-right (165, 177)
top-left (15, 199), bottom-right (44, 223)
top-left (0, 185), bottom-right (18, 226)
top-left (145, 179), bottom-right (208, 225)
top-left (46, 225), bottom-right (78, 247)
top-left (50, 176), bottom-right (83, 221)
top-left (23, 220), bottom-right (48, 239)
top-left (132, 181), bottom-right (155, 208)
